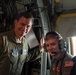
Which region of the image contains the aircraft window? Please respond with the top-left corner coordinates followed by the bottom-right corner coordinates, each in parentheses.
top-left (67, 36), bottom-right (76, 56)
top-left (71, 37), bottom-right (76, 56)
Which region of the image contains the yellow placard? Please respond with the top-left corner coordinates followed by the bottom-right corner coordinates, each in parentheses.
top-left (55, 0), bottom-right (60, 3)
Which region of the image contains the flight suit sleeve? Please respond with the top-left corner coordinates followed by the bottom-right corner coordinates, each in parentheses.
top-left (0, 36), bottom-right (10, 75)
top-left (26, 45), bottom-right (41, 62)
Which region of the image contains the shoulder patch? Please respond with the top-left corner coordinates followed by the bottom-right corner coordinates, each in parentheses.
top-left (65, 61), bottom-right (74, 67)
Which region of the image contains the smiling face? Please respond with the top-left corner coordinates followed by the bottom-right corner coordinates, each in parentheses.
top-left (14, 16), bottom-right (33, 38)
top-left (45, 38), bottom-right (60, 57)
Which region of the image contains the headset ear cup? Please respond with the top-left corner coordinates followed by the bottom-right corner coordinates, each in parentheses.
top-left (59, 39), bottom-right (67, 51)
top-left (59, 40), bottom-right (61, 50)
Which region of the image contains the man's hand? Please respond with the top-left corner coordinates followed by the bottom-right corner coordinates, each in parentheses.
top-left (39, 38), bottom-right (45, 52)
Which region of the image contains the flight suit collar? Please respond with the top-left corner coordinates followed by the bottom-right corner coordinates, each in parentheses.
top-left (52, 51), bottom-right (66, 62)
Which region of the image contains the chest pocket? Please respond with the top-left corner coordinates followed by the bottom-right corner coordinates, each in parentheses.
top-left (2, 36), bottom-right (28, 64)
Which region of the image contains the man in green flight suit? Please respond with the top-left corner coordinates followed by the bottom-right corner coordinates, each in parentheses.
top-left (0, 12), bottom-right (40, 75)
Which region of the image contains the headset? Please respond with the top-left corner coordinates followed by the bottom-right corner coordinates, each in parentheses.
top-left (45, 31), bottom-right (67, 51)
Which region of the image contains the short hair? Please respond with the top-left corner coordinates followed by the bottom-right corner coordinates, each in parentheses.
top-left (45, 31), bottom-right (62, 41)
top-left (13, 11), bottom-right (34, 22)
